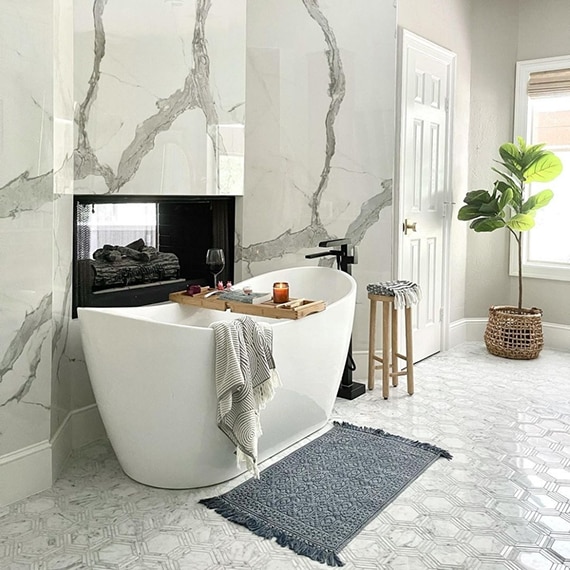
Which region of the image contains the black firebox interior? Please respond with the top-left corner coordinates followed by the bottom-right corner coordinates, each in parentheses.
top-left (73, 195), bottom-right (235, 317)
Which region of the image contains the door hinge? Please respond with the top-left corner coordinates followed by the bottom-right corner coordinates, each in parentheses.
top-left (445, 97), bottom-right (449, 113)
top-left (439, 307), bottom-right (444, 322)
top-left (442, 200), bottom-right (456, 217)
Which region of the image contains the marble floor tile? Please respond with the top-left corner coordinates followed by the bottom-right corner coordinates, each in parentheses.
top-left (1, 342), bottom-right (570, 569)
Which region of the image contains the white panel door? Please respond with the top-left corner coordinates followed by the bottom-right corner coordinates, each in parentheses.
top-left (397, 30), bottom-right (455, 362)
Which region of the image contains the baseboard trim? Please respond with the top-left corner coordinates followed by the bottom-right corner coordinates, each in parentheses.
top-left (51, 403), bottom-right (107, 480)
top-left (449, 318), bottom-right (570, 352)
top-left (355, 319), bottom-right (569, 379)
top-left (70, 403), bottom-right (106, 449)
top-left (1, 403), bottom-right (106, 507)
top-left (0, 441), bottom-right (52, 507)
top-left (448, 318), bottom-right (486, 348)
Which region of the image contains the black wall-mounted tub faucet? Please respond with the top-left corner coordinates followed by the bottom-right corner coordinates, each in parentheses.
top-left (305, 238), bottom-right (357, 274)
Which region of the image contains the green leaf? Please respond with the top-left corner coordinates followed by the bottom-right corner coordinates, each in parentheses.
top-left (479, 198), bottom-right (500, 214)
top-left (524, 153), bottom-right (563, 183)
top-left (470, 217), bottom-right (506, 232)
top-left (494, 180), bottom-right (514, 194)
top-left (498, 187), bottom-right (514, 210)
top-left (516, 136), bottom-right (528, 152)
top-left (463, 190), bottom-right (492, 205)
top-left (499, 142), bottom-right (520, 164)
top-left (458, 205), bottom-right (485, 221)
top-left (521, 189), bottom-right (554, 213)
top-left (506, 213), bottom-right (535, 231)
top-left (491, 160), bottom-right (523, 186)
top-left (494, 161), bottom-right (524, 183)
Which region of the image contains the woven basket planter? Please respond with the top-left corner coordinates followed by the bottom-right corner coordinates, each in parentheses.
top-left (484, 305), bottom-right (543, 360)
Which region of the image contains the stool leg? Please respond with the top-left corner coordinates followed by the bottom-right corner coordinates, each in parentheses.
top-left (391, 304), bottom-right (399, 387)
top-left (368, 298), bottom-right (377, 390)
top-left (405, 306), bottom-right (414, 395)
top-left (382, 301), bottom-right (390, 400)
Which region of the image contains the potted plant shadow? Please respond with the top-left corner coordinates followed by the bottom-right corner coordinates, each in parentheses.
top-left (458, 137), bottom-right (563, 359)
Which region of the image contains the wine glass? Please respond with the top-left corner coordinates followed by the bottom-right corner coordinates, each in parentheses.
top-left (205, 248), bottom-right (225, 288)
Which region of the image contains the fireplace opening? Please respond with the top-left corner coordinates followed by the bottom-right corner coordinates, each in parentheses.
top-left (73, 195), bottom-right (235, 317)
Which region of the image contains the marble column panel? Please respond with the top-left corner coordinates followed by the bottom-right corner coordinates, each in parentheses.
top-left (242, 0), bottom-right (396, 353)
top-left (0, 1), bottom-right (54, 455)
top-left (73, 0), bottom-right (245, 196)
top-left (51, 0), bottom-right (76, 437)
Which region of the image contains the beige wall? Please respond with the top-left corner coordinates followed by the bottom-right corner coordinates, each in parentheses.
top-left (518, 0), bottom-right (570, 61)
top-left (466, 0), bottom-right (570, 324)
top-left (397, 0), bottom-right (472, 323)
top-left (465, 0), bottom-right (519, 317)
top-left (513, 0), bottom-right (570, 325)
top-left (399, 0), bottom-right (570, 326)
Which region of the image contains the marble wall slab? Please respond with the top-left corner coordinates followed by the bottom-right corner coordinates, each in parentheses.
top-left (52, 0), bottom-right (76, 436)
top-left (0, 1), bottom-right (54, 456)
top-left (73, 0), bottom-right (246, 196)
top-left (240, 0), bottom-right (396, 352)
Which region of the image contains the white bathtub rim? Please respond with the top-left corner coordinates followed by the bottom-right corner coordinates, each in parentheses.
top-left (78, 266), bottom-right (356, 328)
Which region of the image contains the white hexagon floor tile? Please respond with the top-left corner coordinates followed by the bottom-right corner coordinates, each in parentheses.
top-left (1, 342), bottom-right (570, 569)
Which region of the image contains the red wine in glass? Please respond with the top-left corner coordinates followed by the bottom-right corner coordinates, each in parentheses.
top-left (205, 248), bottom-right (225, 288)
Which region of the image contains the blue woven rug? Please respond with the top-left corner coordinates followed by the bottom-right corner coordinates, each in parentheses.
top-left (200, 421), bottom-right (452, 566)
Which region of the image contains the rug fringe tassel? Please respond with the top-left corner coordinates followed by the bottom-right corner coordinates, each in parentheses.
top-left (199, 497), bottom-right (344, 567)
top-left (333, 421), bottom-right (453, 460)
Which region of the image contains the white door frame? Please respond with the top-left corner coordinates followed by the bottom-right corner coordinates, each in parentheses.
top-left (393, 28), bottom-right (456, 354)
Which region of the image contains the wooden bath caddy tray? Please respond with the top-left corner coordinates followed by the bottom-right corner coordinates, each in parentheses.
top-left (169, 289), bottom-right (326, 320)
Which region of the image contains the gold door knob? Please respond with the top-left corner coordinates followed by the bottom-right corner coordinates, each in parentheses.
top-left (403, 219), bottom-right (417, 235)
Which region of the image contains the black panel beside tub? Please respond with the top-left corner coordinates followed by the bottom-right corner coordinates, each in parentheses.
top-left (72, 195), bottom-right (235, 317)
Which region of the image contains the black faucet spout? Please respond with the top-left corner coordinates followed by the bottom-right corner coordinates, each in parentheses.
top-left (304, 250), bottom-right (339, 260)
top-left (305, 238), bottom-right (357, 274)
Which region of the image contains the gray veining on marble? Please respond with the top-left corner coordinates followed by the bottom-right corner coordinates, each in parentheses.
top-left (237, 179), bottom-right (391, 268)
top-left (0, 295), bottom-right (51, 409)
top-left (52, 269), bottom-right (72, 381)
top-left (0, 294), bottom-right (51, 383)
top-left (2, 343), bottom-right (570, 569)
top-left (302, 0), bottom-right (346, 227)
top-left (237, 225), bottom-right (331, 267)
top-left (74, 0), bottom-right (227, 194)
top-left (0, 329), bottom-right (50, 409)
top-left (345, 179), bottom-right (393, 242)
top-left (0, 171), bottom-right (54, 219)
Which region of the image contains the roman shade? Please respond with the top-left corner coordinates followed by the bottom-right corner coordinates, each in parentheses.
top-left (528, 68), bottom-right (570, 97)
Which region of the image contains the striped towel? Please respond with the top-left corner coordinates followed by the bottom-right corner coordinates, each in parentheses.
top-left (367, 280), bottom-right (422, 309)
top-left (210, 316), bottom-right (281, 477)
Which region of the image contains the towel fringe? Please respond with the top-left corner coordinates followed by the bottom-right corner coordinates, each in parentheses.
top-left (236, 447), bottom-right (260, 478)
top-left (366, 280), bottom-right (421, 309)
top-left (253, 369), bottom-right (282, 411)
top-left (333, 421), bottom-right (453, 460)
top-left (199, 497), bottom-right (344, 567)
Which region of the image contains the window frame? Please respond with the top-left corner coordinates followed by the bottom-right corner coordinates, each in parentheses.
top-left (511, 55), bottom-right (570, 282)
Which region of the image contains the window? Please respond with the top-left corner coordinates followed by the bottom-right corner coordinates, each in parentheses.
top-left (512, 56), bottom-right (570, 281)
top-left (77, 202), bottom-right (158, 260)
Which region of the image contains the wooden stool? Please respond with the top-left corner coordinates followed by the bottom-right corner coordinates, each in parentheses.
top-left (367, 293), bottom-right (414, 399)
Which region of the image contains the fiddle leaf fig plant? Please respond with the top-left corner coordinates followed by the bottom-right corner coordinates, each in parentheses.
top-left (458, 137), bottom-right (563, 311)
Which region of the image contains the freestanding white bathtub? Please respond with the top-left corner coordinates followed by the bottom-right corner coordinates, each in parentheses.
top-left (78, 266), bottom-right (356, 489)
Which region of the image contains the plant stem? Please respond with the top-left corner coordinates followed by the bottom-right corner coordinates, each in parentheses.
top-left (517, 232), bottom-right (522, 311)
top-left (507, 228), bottom-right (523, 312)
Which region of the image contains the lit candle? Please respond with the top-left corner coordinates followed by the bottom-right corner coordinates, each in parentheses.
top-left (273, 282), bottom-right (289, 303)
